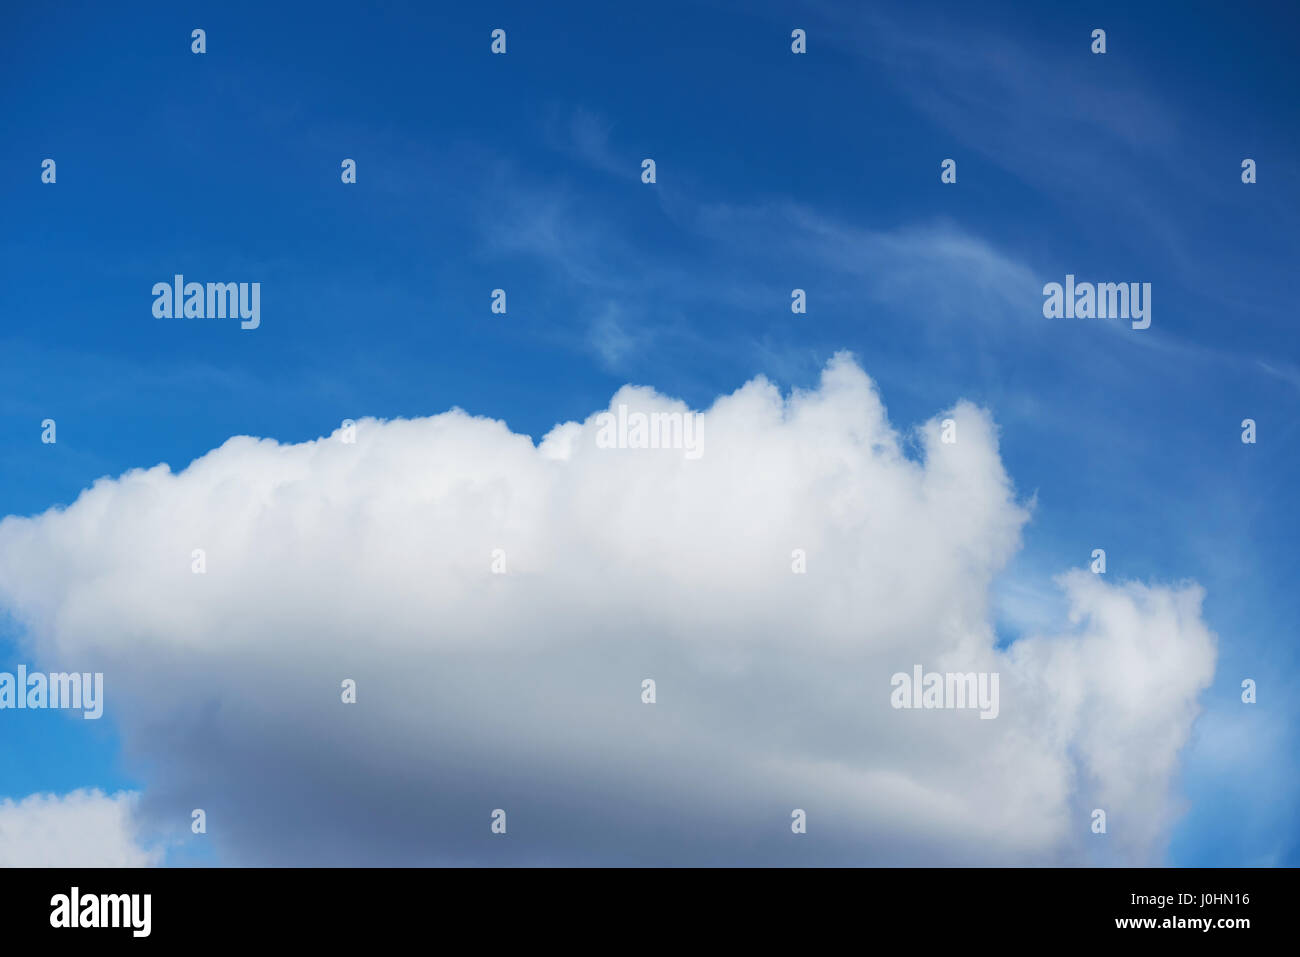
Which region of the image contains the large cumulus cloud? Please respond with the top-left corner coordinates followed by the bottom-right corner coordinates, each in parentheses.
top-left (0, 354), bottom-right (1215, 864)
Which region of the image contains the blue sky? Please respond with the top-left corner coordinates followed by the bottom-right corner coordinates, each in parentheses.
top-left (1, 0), bottom-right (1297, 865)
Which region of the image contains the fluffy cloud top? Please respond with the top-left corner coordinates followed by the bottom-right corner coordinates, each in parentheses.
top-left (0, 790), bottom-right (160, 867)
top-left (0, 354), bottom-right (1215, 865)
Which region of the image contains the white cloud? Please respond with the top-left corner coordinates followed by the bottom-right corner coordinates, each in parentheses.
top-left (0, 789), bottom-right (160, 867)
top-left (0, 354), bottom-right (1215, 864)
